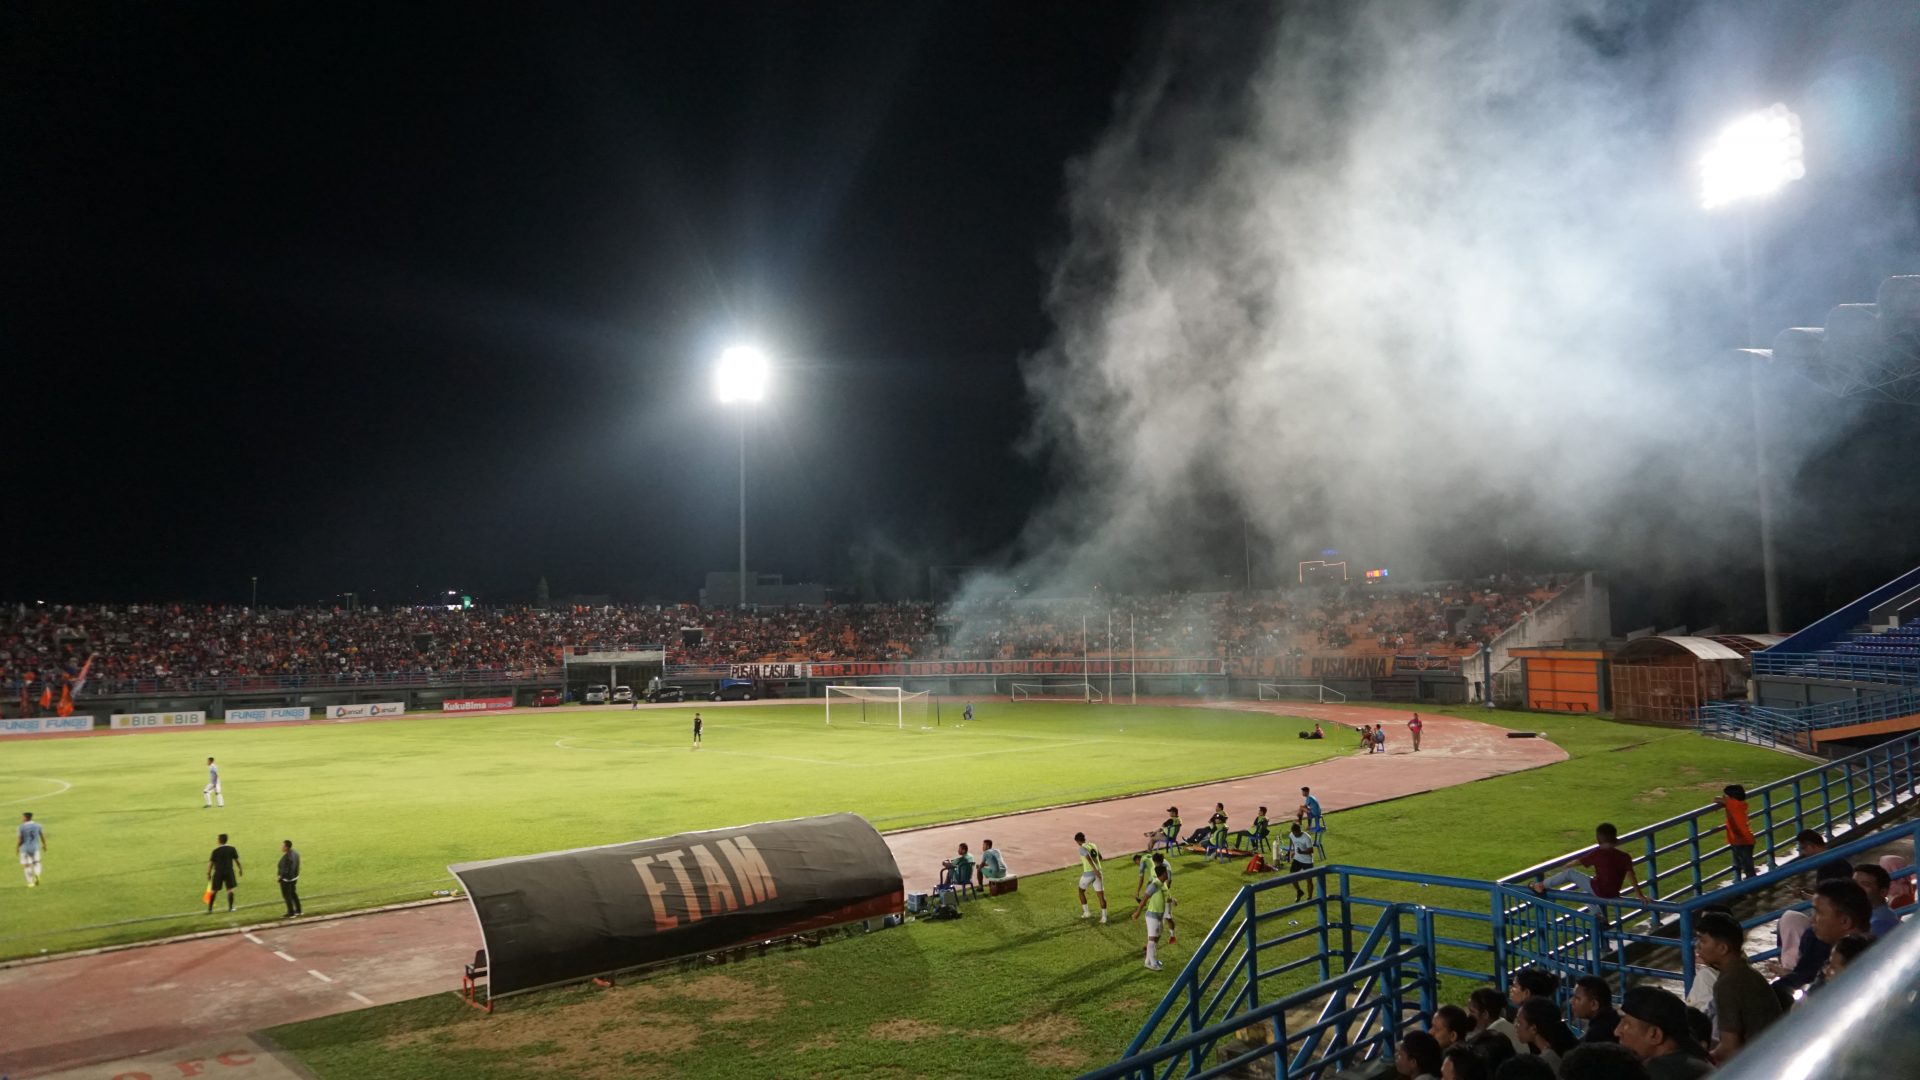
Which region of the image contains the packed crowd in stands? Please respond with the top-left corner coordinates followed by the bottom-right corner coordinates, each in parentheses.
top-left (0, 574), bottom-right (1569, 706)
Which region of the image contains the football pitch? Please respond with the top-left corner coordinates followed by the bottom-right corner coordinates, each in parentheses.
top-left (0, 702), bottom-right (1332, 959)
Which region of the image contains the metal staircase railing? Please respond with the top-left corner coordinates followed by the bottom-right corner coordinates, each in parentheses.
top-left (1083, 731), bottom-right (1920, 1080)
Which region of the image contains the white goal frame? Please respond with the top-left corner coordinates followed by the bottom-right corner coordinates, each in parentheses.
top-left (1258, 682), bottom-right (1347, 704)
top-left (825, 685), bottom-right (930, 728)
top-left (1009, 682), bottom-right (1105, 703)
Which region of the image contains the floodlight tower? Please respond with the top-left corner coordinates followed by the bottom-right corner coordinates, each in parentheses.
top-left (1701, 104), bottom-right (1805, 634)
top-left (715, 345), bottom-right (770, 607)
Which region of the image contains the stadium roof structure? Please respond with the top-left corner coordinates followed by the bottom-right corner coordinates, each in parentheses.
top-left (1614, 635), bottom-right (1745, 663)
top-left (1757, 274), bottom-right (1920, 405)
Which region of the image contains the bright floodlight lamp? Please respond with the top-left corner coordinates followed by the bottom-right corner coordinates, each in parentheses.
top-left (1700, 103), bottom-right (1805, 210)
top-left (714, 345), bottom-right (770, 404)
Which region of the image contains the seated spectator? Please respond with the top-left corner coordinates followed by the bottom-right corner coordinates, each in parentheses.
top-left (1882, 855), bottom-right (1916, 910)
top-left (978, 839), bottom-right (1009, 882)
top-left (1492, 1057), bottom-right (1554, 1080)
top-left (1792, 830), bottom-right (1853, 883)
top-left (938, 843), bottom-right (975, 891)
top-left (1508, 966), bottom-right (1560, 1009)
top-left (1440, 1045), bottom-right (1492, 1080)
top-left (1513, 996), bottom-right (1580, 1074)
top-left (1571, 974), bottom-right (1620, 1043)
top-left (1530, 823), bottom-right (1648, 930)
top-left (1616, 986), bottom-right (1712, 1079)
top-left (1778, 877), bottom-right (1874, 998)
top-left (1693, 910), bottom-right (1783, 1060)
top-left (1431, 1003), bottom-right (1475, 1050)
top-left (1468, 987), bottom-right (1524, 1054)
top-left (1395, 1030), bottom-right (1443, 1080)
top-left (1822, 931), bottom-right (1874, 984)
top-left (1360, 723), bottom-right (1374, 751)
top-left (1852, 863), bottom-right (1902, 937)
top-left (1559, 1042), bottom-right (1652, 1080)
top-left (1466, 1031), bottom-right (1517, 1075)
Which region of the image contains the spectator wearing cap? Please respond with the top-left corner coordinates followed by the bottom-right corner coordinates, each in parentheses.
top-left (1852, 863), bottom-right (1902, 938)
top-left (1570, 974), bottom-right (1619, 1043)
top-left (1693, 910), bottom-right (1783, 1060)
top-left (1616, 986), bottom-right (1711, 1079)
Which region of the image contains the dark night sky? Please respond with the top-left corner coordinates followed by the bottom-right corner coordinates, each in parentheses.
top-left (6, 2), bottom-right (1919, 629)
top-left (6, 3), bottom-right (1150, 606)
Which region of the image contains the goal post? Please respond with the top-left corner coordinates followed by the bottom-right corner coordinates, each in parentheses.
top-left (1009, 682), bottom-right (1105, 703)
top-left (825, 685), bottom-right (932, 728)
top-left (1257, 682), bottom-right (1347, 704)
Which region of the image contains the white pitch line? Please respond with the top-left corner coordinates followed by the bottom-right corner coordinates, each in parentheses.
top-left (870, 740), bottom-right (1107, 766)
top-left (307, 969), bottom-right (334, 983)
top-left (244, 933), bottom-right (265, 945)
top-left (2, 778), bottom-right (73, 805)
top-left (273, 950), bottom-right (297, 963)
top-left (555, 737), bottom-right (847, 766)
top-left (347, 991), bottom-right (375, 1005)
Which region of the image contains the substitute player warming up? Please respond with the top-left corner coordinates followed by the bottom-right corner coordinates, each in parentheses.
top-left (18, 812), bottom-right (46, 887)
top-left (203, 756), bottom-right (224, 808)
top-left (1132, 861), bottom-right (1176, 970)
top-left (1075, 831), bottom-right (1108, 923)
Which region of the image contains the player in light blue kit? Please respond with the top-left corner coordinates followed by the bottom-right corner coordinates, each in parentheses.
top-left (18, 811), bottom-right (46, 887)
top-left (204, 756), bottom-right (225, 808)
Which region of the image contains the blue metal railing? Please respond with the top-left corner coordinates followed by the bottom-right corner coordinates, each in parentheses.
top-left (1087, 736), bottom-right (1920, 1080)
top-left (1699, 690), bottom-right (1920, 749)
top-left (1506, 729), bottom-right (1920, 900)
top-left (1751, 651), bottom-right (1920, 685)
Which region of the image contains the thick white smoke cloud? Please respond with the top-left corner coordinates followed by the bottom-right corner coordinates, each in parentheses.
top-left (1012, 0), bottom-right (1884, 593)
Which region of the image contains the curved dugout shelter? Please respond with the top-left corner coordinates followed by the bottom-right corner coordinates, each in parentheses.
top-left (450, 812), bottom-right (903, 998)
top-left (1609, 635), bottom-right (1773, 727)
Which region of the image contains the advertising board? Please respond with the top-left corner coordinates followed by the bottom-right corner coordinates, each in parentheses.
top-left (0, 715), bottom-right (95, 736)
top-left (110, 711), bottom-right (208, 730)
top-left (326, 702), bottom-right (405, 720)
top-left (224, 706), bottom-right (313, 724)
top-left (443, 697), bottom-right (514, 713)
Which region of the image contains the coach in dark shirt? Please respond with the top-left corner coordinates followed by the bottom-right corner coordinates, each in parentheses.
top-left (278, 840), bottom-right (303, 918)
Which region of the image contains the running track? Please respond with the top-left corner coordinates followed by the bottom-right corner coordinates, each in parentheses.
top-left (0, 703), bottom-right (1563, 1078)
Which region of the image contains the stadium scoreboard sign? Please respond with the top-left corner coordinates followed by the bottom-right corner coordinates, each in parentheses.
top-left (110, 711), bottom-right (207, 730)
top-left (449, 812), bottom-right (902, 998)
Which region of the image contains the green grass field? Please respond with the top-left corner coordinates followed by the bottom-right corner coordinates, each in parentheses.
top-left (264, 705), bottom-right (1807, 1080)
top-left (0, 702), bottom-right (1335, 958)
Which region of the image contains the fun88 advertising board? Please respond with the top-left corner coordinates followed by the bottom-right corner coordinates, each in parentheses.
top-left (224, 706), bottom-right (313, 724)
top-left (0, 715), bottom-right (96, 736)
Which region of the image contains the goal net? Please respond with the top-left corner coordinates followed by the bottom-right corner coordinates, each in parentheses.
top-left (1257, 682), bottom-right (1347, 704)
top-left (1009, 682), bottom-right (1106, 703)
top-left (825, 685), bottom-right (931, 728)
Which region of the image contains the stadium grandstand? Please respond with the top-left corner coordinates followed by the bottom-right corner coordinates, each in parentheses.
top-left (0, 573), bottom-right (1575, 712)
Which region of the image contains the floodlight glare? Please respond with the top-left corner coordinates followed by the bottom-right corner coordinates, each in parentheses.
top-left (715, 345), bottom-right (770, 404)
top-left (1700, 103), bottom-right (1806, 210)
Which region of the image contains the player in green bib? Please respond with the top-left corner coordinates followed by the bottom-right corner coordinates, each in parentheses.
top-left (1074, 832), bottom-right (1108, 923)
top-left (1131, 862), bottom-right (1176, 970)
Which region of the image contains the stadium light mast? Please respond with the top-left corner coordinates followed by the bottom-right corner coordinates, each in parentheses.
top-left (715, 345), bottom-right (771, 607)
top-left (1700, 104), bottom-right (1805, 635)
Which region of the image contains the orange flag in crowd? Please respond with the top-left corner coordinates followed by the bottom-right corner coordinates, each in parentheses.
top-left (56, 684), bottom-right (74, 717)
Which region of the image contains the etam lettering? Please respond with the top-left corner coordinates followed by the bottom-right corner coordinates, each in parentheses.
top-left (630, 836), bottom-right (779, 932)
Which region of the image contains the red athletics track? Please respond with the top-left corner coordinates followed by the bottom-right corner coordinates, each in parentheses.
top-left (0, 703), bottom-right (1564, 1078)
